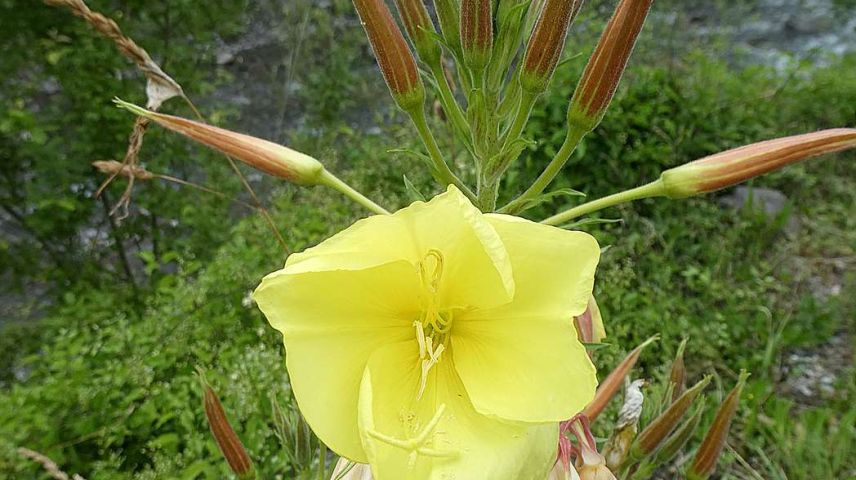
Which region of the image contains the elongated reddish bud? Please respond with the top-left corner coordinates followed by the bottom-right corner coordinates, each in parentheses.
top-left (661, 129), bottom-right (856, 198)
top-left (568, 0), bottom-right (653, 131)
top-left (393, 0), bottom-right (441, 64)
top-left (654, 402), bottom-right (704, 465)
top-left (114, 99), bottom-right (325, 185)
top-left (687, 371), bottom-right (750, 480)
top-left (669, 338), bottom-right (688, 402)
top-left (199, 372), bottom-right (255, 479)
top-left (353, 0), bottom-right (425, 110)
top-left (435, 0), bottom-right (463, 57)
top-left (582, 336), bottom-right (658, 421)
top-left (521, 0), bottom-right (585, 94)
top-left (461, 0), bottom-right (493, 72)
top-left (634, 376), bottom-right (711, 456)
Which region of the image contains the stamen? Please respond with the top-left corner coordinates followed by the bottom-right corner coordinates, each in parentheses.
top-left (413, 321), bottom-right (426, 359)
top-left (417, 341), bottom-right (445, 400)
top-left (365, 404), bottom-right (458, 469)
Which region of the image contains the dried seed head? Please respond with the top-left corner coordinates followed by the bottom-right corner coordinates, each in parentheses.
top-left (393, 0), bottom-right (441, 64)
top-left (582, 336), bottom-right (658, 422)
top-left (635, 376), bottom-right (711, 456)
top-left (198, 371), bottom-right (255, 479)
top-left (520, 0), bottom-right (585, 94)
top-left (568, 0), bottom-right (653, 131)
top-left (661, 129), bottom-right (856, 198)
top-left (602, 379), bottom-right (645, 470)
top-left (460, 0), bottom-right (494, 72)
top-left (114, 99), bottom-right (325, 185)
top-left (45, 0), bottom-right (182, 110)
top-left (92, 160), bottom-right (154, 180)
top-left (353, 0), bottom-right (425, 110)
top-left (687, 371), bottom-right (750, 480)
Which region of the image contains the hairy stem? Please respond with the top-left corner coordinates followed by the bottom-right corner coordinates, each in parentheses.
top-left (541, 180), bottom-right (666, 226)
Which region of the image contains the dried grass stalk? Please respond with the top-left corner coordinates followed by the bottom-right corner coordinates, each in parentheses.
top-left (17, 447), bottom-right (86, 480)
top-left (44, 0), bottom-right (182, 109)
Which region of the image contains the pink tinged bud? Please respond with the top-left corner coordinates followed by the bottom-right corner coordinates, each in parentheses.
top-left (661, 129), bottom-right (856, 198)
top-left (574, 296), bottom-right (606, 344)
top-left (568, 417), bottom-right (617, 480)
top-left (687, 371), bottom-right (750, 480)
top-left (568, 0), bottom-right (654, 131)
top-left (353, 0), bottom-right (425, 110)
top-left (330, 458), bottom-right (374, 480)
top-left (113, 99), bottom-right (325, 185)
top-left (199, 374), bottom-right (255, 479)
top-left (634, 376), bottom-right (711, 456)
top-left (582, 336), bottom-right (658, 422)
top-left (460, 0), bottom-right (493, 71)
top-left (521, 0), bottom-right (585, 94)
top-left (549, 457), bottom-right (581, 480)
top-left (393, 0), bottom-right (441, 64)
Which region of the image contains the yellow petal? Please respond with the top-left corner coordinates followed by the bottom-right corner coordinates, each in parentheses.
top-left (358, 341), bottom-right (557, 480)
top-left (254, 261), bottom-right (422, 462)
top-left (405, 186), bottom-right (514, 310)
top-left (286, 186), bottom-right (513, 310)
top-left (452, 214), bottom-right (600, 422)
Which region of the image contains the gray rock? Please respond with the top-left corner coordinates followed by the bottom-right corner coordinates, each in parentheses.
top-left (719, 186), bottom-right (801, 236)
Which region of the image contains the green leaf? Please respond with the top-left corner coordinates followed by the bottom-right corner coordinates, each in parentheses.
top-left (402, 174), bottom-right (426, 202)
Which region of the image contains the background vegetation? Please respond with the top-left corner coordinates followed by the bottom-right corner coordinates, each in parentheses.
top-left (1, 0), bottom-right (853, 479)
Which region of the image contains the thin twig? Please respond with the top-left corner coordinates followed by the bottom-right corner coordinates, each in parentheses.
top-left (17, 447), bottom-right (86, 480)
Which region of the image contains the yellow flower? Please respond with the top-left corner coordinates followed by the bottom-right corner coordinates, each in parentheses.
top-left (254, 186), bottom-right (600, 479)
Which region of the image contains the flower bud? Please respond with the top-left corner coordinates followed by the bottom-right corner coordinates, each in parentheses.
top-left (634, 376), bottom-right (711, 456)
top-left (582, 336), bottom-right (657, 421)
top-left (113, 99), bottom-right (325, 185)
top-left (654, 402), bottom-right (704, 465)
top-left (199, 371), bottom-right (255, 479)
top-left (434, 0), bottom-right (462, 57)
top-left (520, 0), bottom-right (584, 94)
top-left (548, 460), bottom-right (581, 480)
top-left (574, 296), bottom-right (606, 344)
top-left (687, 371), bottom-right (750, 480)
top-left (460, 0), bottom-right (493, 72)
top-left (353, 0), bottom-right (425, 110)
top-left (569, 417), bottom-right (617, 480)
top-left (660, 129), bottom-right (856, 199)
top-left (393, 0), bottom-right (441, 64)
top-left (669, 338), bottom-right (688, 402)
top-left (330, 457), bottom-right (374, 480)
top-left (568, 0), bottom-right (653, 132)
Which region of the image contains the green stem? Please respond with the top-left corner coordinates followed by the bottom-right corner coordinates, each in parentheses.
top-left (541, 180), bottom-right (666, 226)
top-left (501, 90), bottom-right (536, 151)
top-left (319, 170), bottom-right (390, 215)
top-left (500, 125), bottom-right (589, 214)
top-left (317, 442), bottom-right (327, 480)
top-left (408, 108), bottom-right (478, 202)
top-left (428, 59), bottom-right (470, 142)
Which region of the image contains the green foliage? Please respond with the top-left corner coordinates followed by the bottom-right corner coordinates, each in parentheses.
top-left (1, 2), bottom-right (855, 480)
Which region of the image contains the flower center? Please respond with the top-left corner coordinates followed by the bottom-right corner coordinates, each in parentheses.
top-left (414, 249), bottom-right (453, 400)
